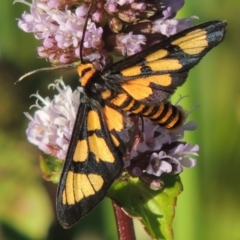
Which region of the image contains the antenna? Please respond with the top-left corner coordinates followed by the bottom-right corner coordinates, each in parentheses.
top-left (15, 63), bottom-right (77, 83)
top-left (79, 3), bottom-right (93, 63)
top-left (16, 3), bottom-right (93, 83)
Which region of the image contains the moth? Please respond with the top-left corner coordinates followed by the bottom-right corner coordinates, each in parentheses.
top-left (53, 20), bottom-right (226, 228)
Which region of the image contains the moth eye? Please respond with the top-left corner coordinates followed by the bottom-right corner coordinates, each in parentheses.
top-left (94, 83), bottom-right (102, 89)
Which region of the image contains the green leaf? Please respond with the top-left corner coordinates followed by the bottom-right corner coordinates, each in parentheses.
top-left (40, 156), bottom-right (63, 183)
top-left (108, 175), bottom-right (183, 240)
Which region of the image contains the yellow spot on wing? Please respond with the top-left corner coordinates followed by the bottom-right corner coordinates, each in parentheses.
top-left (121, 66), bottom-right (142, 77)
top-left (88, 174), bottom-right (104, 192)
top-left (110, 134), bottom-right (120, 147)
top-left (88, 110), bottom-right (101, 131)
top-left (147, 75), bottom-right (172, 86)
top-left (122, 74), bottom-right (172, 100)
top-left (75, 174), bottom-right (95, 198)
top-left (146, 59), bottom-right (182, 72)
top-left (73, 173), bottom-right (84, 201)
top-left (121, 57), bottom-right (180, 78)
top-left (101, 89), bottom-right (112, 99)
top-left (62, 190), bottom-right (66, 204)
top-left (73, 140), bottom-right (88, 162)
top-left (145, 49), bottom-right (168, 61)
top-left (65, 171), bottom-right (75, 205)
top-left (172, 29), bottom-right (208, 55)
top-left (70, 174), bottom-right (104, 202)
top-left (103, 105), bottom-right (124, 132)
top-left (88, 133), bottom-right (115, 163)
top-left (122, 80), bottom-right (152, 100)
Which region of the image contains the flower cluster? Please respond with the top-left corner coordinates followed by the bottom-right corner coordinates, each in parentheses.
top-left (25, 79), bottom-right (198, 189)
top-left (16, 0), bottom-right (195, 67)
top-left (126, 118), bottom-right (198, 189)
top-left (24, 79), bottom-right (80, 159)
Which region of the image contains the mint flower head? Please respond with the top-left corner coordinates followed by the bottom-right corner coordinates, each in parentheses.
top-left (125, 106), bottom-right (198, 190)
top-left (25, 79), bottom-right (199, 189)
top-left (24, 79), bottom-right (80, 159)
top-left (15, 0), bottom-right (194, 67)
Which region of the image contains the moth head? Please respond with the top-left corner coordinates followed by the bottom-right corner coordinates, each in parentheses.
top-left (77, 63), bottom-right (97, 87)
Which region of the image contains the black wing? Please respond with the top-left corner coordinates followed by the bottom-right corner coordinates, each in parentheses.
top-left (56, 97), bottom-right (126, 228)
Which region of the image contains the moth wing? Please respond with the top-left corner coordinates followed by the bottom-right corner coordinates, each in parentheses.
top-left (56, 100), bottom-right (126, 228)
top-left (102, 21), bottom-right (226, 104)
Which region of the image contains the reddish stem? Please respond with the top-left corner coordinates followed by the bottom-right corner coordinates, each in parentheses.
top-left (112, 201), bottom-right (136, 240)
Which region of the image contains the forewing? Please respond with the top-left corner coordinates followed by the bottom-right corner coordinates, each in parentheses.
top-left (56, 100), bottom-right (125, 228)
top-left (102, 21), bottom-right (226, 104)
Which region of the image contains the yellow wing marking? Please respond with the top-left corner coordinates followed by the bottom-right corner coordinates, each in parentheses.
top-left (122, 80), bottom-right (152, 100)
top-left (74, 174), bottom-right (89, 200)
top-left (147, 74), bottom-right (172, 86)
top-left (121, 59), bottom-right (181, 78)
top-left (88, 133), bottom-right (115, 163)
top-left (87, 110), bottom-right (101, 131)
top-left (63, 172), bottom-right (104, 204)
top-left (121, 66), bottom-right (142, 77)
top-left (122, 75), bottom-right (172, 100)
top-left (101, 89), bottom-right (112, 99)
top-left (65, 171), bottom-right (75, 205)
top-left (88, 174), bottom-right (104, 192)
top-left (73, 173), bottom-right (84, 202)
top-left (146, 59), bottom-right (182, 72)
top-left (103, 105), bottom-right (124, 132)
top-left (110, 134), bottom-right (120, 147)
top-left (73, 139), bottom-right (88, 162)
top-left (172, 29), bottom-right (208, 55)
top-left (62, 189), bottom-right (67, 204)
top-left (145, 49), bottom-right (168, 62)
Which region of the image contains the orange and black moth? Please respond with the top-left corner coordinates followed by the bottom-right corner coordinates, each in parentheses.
top-left (56, 20), bottom-right (226, 228)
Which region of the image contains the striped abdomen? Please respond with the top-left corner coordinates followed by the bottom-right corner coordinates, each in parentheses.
top-left (139, 102), bottom-right (184, 130)
top-left (102, 91), bottom-right (184, 131)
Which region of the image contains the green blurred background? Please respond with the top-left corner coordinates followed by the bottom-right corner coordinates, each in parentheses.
top-left (0, 1), bottom-right (239, 240)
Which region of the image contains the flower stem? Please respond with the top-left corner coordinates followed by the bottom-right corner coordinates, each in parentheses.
top-left (112, 201), bottom-right (136, 240)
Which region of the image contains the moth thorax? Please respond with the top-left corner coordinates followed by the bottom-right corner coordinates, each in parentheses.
top-left (77, 63), bottom-right (96, 87)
